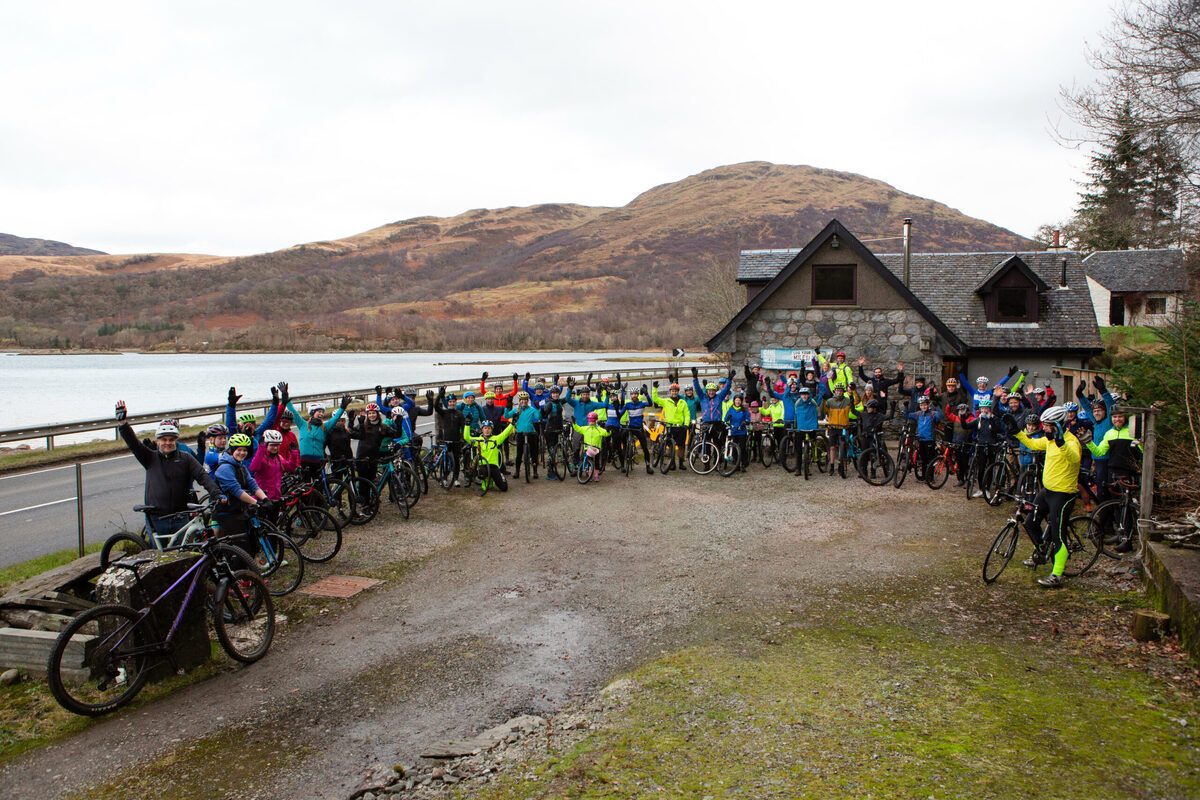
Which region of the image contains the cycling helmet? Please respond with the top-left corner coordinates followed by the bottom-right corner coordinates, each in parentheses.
top-left (1110, 405), bottom-right (1129, 416)
top-left (1040, 405), bottom-right (1068, 425)
top-left (534, 382), bottom-right (545, 391)
top-left (365, 402), bottom-right (380, 413)
top-left (237, 412), bottom-right (256, 425)
top-left (484, 392), bottom-right (496, 400)
top-left (262, 429), bottom-right (283, 444)
top-left (918, 396), bottom-right (930, 405)
top-left (1091, 399), bottom-right (1106, 409)
top-left (549, 386), bottom-right (560, 394)
top-left (463, 391), bottom-right (475, 398)
top-left (481, 419), bottom-right (494, 429)
top-left (669, 382), bottom-right (680, 390)
top-left (161, 418), bottom-right (180, 428)
top-left (734, 391), bottom-right (745, 398)
top-left (836, 351), bottom-right (846, 359)
top-left (749, 401), bottom-right (760, 408)
top-left (445, 392), bottom-right (457, 401)
top-left (517, 391), bottom-right (530, 401)
top-left (705, 383), bottom-right (718, 392)
top-left (975, 376), bottom-right (989, 385)
top-left (683, 386), bottom-right (694, 393)
top-left (279, 410), bottom-right (294, 422)
top-left (1033, 386), bottom-right (1046, 394)
top-left (718, 377), bottom-right (728, 385)
top-left (228, 433), bottom-right (252, 449)
top-left (798, 386), bottom-right (811, 395)
top-left (586, 411), bottom-right (599, 422)
top-left (978, 397), bottom-right (993, 408)
top-left (957, 403), bottom-right (970, 413)
top-left (1063, 401), bottom-right (1079, 412)
top-left (1024, 412), bottom-right (1041, 426)
top-left (309, 402), bottom-right (326, 414)
top-left (155, 423), bottom-right (179, 438)
top-left (206, 423), bottom-right (228, 436)
top-left (383, 393), bottom-right (396, 405)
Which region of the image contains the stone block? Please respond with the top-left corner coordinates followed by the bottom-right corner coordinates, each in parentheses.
top-left (840, 325), bottom-right (857, 336)
top-left (887, 310), bottom-right (907, 324)
top-left (781, 336), bottom-right (796, 347)
top-left (786, 323), bottom-right (798, 335)
top-left (832, 311), bottom-right (850, 322)
top-left (808, 334), bottom-right (823, 346)
top-left (770, 323), bottom-right (785, 333)
top-left (870, 312), bottom-right (887, 322)
top-left (806, 309), bottom-right (823, 321)
top-left (849, 311), bottom-right (865, 322)
top-left (751, 320), bottom-right (767, 332)
top-left (905, 323), bottom-right (921, 335)
top-left (815, 321), bottom-right (837, 337)
top-left (888, 334), bottom-right (908, 346)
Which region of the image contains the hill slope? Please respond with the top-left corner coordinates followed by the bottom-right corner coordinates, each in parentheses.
top-left (0, 162), bottom-right (1036, 351)
top-left (0, 232), bottom-right (105, 257)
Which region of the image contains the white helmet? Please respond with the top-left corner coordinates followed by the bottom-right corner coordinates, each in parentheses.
top-left (155, 423), bottom-right (179, 439)
top-left (309, 402), bottom-right (326, 414)
top-left (1040, 405), bottom-right (1068, 426)
top-left (975, 376), bottom-right (989, 385)
top-left (262, 429), bottom-right (283, 444)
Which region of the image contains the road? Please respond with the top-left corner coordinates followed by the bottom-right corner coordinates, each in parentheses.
top-left (0, 417), bottom-right (441, 569)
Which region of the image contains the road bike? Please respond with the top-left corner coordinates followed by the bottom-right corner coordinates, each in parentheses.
top-left (982, 492), bottom-right (1099, 584)
top-left (47, 537), bottom-right (274, 716)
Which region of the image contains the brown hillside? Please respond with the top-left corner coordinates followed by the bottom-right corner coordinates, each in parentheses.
top-left (0, 162), bottom-right (1036, 351)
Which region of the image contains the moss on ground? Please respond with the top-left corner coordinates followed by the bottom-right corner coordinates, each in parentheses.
top-left (471, 562), bottom-right (1200, 800)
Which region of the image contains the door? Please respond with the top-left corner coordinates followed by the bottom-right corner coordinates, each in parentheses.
top-left (1108, 295), bottom-right (1125, 326)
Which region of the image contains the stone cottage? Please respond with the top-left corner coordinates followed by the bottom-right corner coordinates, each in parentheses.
top-left (706, 219), bottom-right (1104, 395)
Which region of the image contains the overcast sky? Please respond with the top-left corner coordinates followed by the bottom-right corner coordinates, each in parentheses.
top-left (1, 1), bottom-right (1114, 255)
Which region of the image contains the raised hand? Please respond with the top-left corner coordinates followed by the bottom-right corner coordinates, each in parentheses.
top-left (524, 371), bottom-right (531, 383)
top-left (340, 394), bottom-right (352, 410)
top-left (228, 386), bottom-right (241, 405)
top-left (115, 400), bottom-right (127, 421)
top-left (691, 366), bottom-right (699, 380)
top-left (271, 385), bottom-right (279, 402)
top-left (857, 355), bottom-right (867, 366)
top-left (482, 371), bottom-right (489, 382)
top-left (375, 384), bottom-right (382, 396)
top-left (512, 372), bottom-right (519, 383)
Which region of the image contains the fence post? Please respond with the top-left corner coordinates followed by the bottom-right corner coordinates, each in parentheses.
top-left (75, 462), bottom-right (85, 558)
top-left (1140, 408), bottom-right (1157, 523)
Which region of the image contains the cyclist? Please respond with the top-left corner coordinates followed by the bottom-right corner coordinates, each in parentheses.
top-left (115, 402), bottom-right (222, 539)
top-left (956, 397), bottom-right (1005, 496)
top-left (906, 395), bottom-right (941, 480)
top-left (1086, 404), bottom-right (1143, 553)
top-left (213, 432), bottom-right (270, 552)
top-left (691, 366), bottom-right (735, 456)
top-left (572, 411), bottom-right (611, 482)
top-left (1064, 401), bottom-right (1097, 506)
top-left (724, 393), bottom-right (751, 470)
top-left (1078, 376), bottom-right (1115, 494)
top-left (325, 409), bottom-right (355, 476)
top-left (856, 357), bottom-right (904, 403)
top-left (969, 366), bottom-right (1019, 410)
top-left (479, 371), bottom-right (519, 407)
top-left (939, 373), bottom-right (970, 411)
top-left (793, 385), bottom-right (823, 473)
top-left (820, 383), bottom-right (855, 477)
top-left (350, 401), bottom-right (401, 486)
top-left (651, 380), bottom-right (691, 473)
top-left (617, 385), bottom-right (655, 475)
top-left (601, 388), bottom-right (625, 468)
top-left (460, 390), bottom-right (485, 436)
top-left (224, 385), bottom-right (281, 455)
top-left (1016, 405), bottom-right (1082, 587)
top-left (563, 381), bottom-right (607, 467)
top-left (249, 428), bottom-right (297, 501)
top-left (940, 402), bottom-right (974, 486)
top-left (539, 386), bottom-right (568, 481)
top-left (742, 360), bottom-right (764, 405)
top-left (502, 391), bottom-right (542, 482)
top-left (202, 423), bottom-right (229, 476)
top-left (286, 394), bottom-right (350, 482)
top-left (818, 351), bottom-right (855, 390)
top-left (433, 387), bottom-right (467, 488)
top-left (463, 418), bottom-right (515, 495)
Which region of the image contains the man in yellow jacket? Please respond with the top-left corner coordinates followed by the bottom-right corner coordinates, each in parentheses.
top-left (1015, 405), bottom-right (1081, 587)
top-left (651, 380), bottom-right (691, 473)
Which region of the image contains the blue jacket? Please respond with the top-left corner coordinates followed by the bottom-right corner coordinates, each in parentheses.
top-left (621, 398), bottom-right (651, 429)
top-left (692, 378), bottom-right (731, 424)
top-left (213, 452), bottom-right (261, 503)
top-left (1078, 391), bottom-right (1114, 461)
top-left (204, 448), bottom-right (222, 476)
top-left (794, 393), bottom-right (822, 432)
top-left (563, 389), bottom-right (607, 423)
top-left (724, 405), bottom-right (750, 435)
top-left (285, 400), bottom-right (345, 460)
top-left (225, 401), bottom-right (280, 453)
top-left (502, 405), bottom-right (541, 434)
top-left (907, 407), bottom-right (942, 440)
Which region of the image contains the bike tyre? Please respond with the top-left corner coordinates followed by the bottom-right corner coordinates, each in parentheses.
top-left (288, 506), bottom-right (342, 563)
top-left (256, 529), bottom-right (304, 596)
top-left (99, 532), bottom-right (150, 569)
top-left (1062, 514), bottom-right (1102, 577)
top-left (688, 441), bottom-right (719, 475)
top-left (983, 521), bottom-right (1020, 584)
top-left (718, 443), bottom-right (741, 477)
top-left (47, 604), bottom-right (149, 716)
top-left (212, 570), bottom-right (275, 663)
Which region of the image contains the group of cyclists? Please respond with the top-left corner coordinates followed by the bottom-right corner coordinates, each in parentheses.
top-left (113, 348), bottom-right (1141, 591)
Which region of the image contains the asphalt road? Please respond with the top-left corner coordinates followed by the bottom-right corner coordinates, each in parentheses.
top-left (0, 416), bottom-right (449, 569)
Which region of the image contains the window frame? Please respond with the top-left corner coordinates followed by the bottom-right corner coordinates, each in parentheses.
top-left (985, 269), bottom-right (1038, 323)
top-left (810, 264), bottom-right (857, 306)
top-left (1145, 296), bottom-right (1167, 315)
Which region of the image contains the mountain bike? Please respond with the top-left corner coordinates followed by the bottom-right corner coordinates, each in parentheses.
top-left (100, 501), bottom-right (259, 578)
top-left (827, 427), bottom-right (855, 479)
top-left (925, 438), bottom-right (963, 490)
top-left (1089, 475), bottom-right (1141, 560)
top-left (892, 426), bottom-right (920, 488)
top-left (717, 431), bottom-right (743, 477)
top-left (856, 429), bottom-right (895, 486)
top-left (278, 482), bottom-right (342, 563)
top-left (576, 444), bottom-right (600, 484)
top-left (982, 492), bottom-right (1098, 584)
top-left (47, 537), bottom-right (274, 716)
top-left (751, 422), bottom-right (777, 469)
top-left (349, 450), bottom-right (413, 523)
top-left (544, 424), bottom-right (569, 481)
top-left (688, 422), bottom-right (721, 475)
top-left (981, 440), bottom-right (1021, 506)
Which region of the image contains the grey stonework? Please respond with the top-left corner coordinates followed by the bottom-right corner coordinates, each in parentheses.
top-left (717, 307), bottom-right (938, 370)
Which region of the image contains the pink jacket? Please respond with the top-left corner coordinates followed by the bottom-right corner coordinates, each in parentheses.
top-left (249, 445), bottom-right (299, 500)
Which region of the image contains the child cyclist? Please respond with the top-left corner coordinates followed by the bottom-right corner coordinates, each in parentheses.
top-left (572, 411), bottom-right (611, 482)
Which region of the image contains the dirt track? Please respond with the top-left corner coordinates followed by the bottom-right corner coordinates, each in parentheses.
top-left (3, 466), bottom-right (990, 799)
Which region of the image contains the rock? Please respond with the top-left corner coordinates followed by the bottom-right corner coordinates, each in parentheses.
top-left (1, 668), bottom-right (19, 685)
top-left (443, 775), bottom-right (459, 784)
top-left (362, 792), bottom-right (376, 800)
top-left (814, 321), bottom-right (837, 337)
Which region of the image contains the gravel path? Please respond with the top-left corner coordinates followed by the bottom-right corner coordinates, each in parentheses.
top-left (3, 465), bottom-right (991, 799)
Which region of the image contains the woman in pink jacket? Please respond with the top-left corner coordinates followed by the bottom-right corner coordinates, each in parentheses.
top-left (249, 429), bottom-right (299, 500)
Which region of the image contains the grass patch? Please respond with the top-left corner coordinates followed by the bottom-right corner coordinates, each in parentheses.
top-left (0, 543), bottom-right (102, 595)
top-left (1101, 325), bottom-right (1162, 352)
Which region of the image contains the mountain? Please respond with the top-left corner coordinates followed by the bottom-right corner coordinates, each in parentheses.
top-left (0, 232), bottom-right (105, 257)
top-left (0, 162), bottom-right (1037, 351)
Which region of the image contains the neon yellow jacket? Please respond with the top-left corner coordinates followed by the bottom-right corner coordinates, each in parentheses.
top-left (651, 387), bottom-right (691, 426)
top-left (463, 425), bottom-right (515, 467)
top-left (1017, 430), bottom-right (1081, 493)
top-left (765, 399), bottom-right (785, 427)
top-left (572, 422), bottom-right (611, 448)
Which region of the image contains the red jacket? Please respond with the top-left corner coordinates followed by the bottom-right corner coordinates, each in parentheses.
top-left (480, 379), bottom-right (519, 402)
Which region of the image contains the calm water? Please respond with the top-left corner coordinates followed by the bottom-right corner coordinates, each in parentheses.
top-left (1, 351), bottom-right (700, 442)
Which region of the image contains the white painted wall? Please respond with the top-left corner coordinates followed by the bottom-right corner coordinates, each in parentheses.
top-left (1086, 275), bottom-right (1109, 328)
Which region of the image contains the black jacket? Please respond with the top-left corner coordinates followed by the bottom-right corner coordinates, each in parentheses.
top-left (120, 423), bottom-right (220, 514)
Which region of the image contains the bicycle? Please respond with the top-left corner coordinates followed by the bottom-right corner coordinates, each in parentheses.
top-left (101, 501), bottom-right (222, 569)
top-left (826, 427), bottom-right (855, 479)
top-left (424, 440), bottom-right (457, 490)
top-left (544, 423), bottom-right (569, 481)
top-left (717, 431), bottom-right (743, 477)
top-left (688, 422), bottom-right (721, 475)
top-left (278, 482), bottom-right (343, 563)
top-left (981, 440), bottom-right (1022, 506)
top-left (925, 438), bottom-right (964, 490)
top-left (892, 426), bottom-right (920, 488)
top-left (576, 443), bottom-right (600, 484)
top-left (856, 429), bottom-right (895, 486)
top-left (982, 492), bottom-right (1099, 584)
top-left (750, 422), bottom-right (777, 469)
top-left (1089, 476), bottom-right (1141, 560)
top-left (47, 536), bottom-right (274, 716)
top-left (349, 449), bottom-right (414, 522)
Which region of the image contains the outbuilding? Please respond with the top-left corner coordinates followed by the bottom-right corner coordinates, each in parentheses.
top-left (1083, 248), bottom-right (1187, 328)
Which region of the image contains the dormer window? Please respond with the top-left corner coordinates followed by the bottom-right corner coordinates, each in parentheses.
top-left (976, 255), bottom-right (1048, 324)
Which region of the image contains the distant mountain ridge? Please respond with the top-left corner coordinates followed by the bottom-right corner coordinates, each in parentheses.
top-left (0, 232), bottom-right (104, 256)
top-left (0, 162), bottom-right (1038, 351)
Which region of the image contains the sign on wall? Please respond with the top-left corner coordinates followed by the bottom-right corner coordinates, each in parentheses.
top-left (760, 347), bottom-right (833, 371)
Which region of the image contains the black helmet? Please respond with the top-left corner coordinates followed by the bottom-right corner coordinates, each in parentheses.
top-left (1024, 412), bottom-right (1040, 426)
top-left (280, 409), bottom-right (294, 422)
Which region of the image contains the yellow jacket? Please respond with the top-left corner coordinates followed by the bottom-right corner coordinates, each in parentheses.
top-left (1016, 430), bottom-right (1081, 493)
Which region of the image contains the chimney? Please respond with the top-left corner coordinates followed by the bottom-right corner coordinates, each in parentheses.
top-left (1053, 229), bottom-right (1060, 248)
top-left (1047, 228), bottom-right (1069, 253)
top-left (902, 218), bottom-right (912, 288)
top-left (1060, 256), bottom-right (1068, 288)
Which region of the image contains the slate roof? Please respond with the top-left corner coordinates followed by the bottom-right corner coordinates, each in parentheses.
top-left (1083, 248), bottom-right (1187, 293)
top-left (729, 237), bottom-right (1102, 352)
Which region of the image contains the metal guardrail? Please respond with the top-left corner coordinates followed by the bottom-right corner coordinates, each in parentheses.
top-left (0, 365), bottom-right (727, 449)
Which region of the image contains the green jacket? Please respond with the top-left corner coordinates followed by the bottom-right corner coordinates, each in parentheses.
top-left (572, 422), bottom-right (611, 448)
top-left (651, 387), bottom-right (691, 426)
top-left (464, 424), bottom-right (515, 467)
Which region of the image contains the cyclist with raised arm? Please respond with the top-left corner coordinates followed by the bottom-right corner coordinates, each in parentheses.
top-left (820, 383), bottom-right (855, 477)
top-left (969, 366), bottom-right (1019, 410)
top-left (618, 385), bottom-right (655, 474)
top-left (724, 392), bottom-right (751, 470)
top-left (572, 411), bottom-right (611, 482)
top-left (906, 395), bottom-right (941, 480)
top-left (503, 391), bottom-right (541, 482)
top-left (1086, 404), bottom-right (1143, 553)
top-left (1016, 406), bottom-right (1082, 586)
top-left (651, 378), bottom-right (691, 473)
top-left (214, 432), bottom-right (270, 551)
top-left (464, 418), bottom-right (515, 494)
top-left (286, 394), bottom-right (350, 482)
top-left (249, 429), bottom-right (297, 502)
top-left (225, 385), bottom-right (281, 456)
top-left (115, 401), bottom-right (222, 539)
top-left (433, 387), bottom-right (467, 488)
top-left (350, 402), bottom-right (400, 487)
top-left (539, 385), bottom-right (567, 480)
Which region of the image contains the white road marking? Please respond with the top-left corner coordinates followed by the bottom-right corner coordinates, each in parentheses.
top-left (0, 453), bottom-right (133, 481)
top-left (0, 497), bottom-right (75, 516)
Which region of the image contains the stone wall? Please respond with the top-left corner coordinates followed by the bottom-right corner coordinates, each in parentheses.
top-left (725, 307), bottom-right (939, 367)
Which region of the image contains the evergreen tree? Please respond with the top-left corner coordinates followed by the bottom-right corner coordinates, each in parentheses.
top-left (1141, 128), bottom-right (1185, 248)
top-left (1074, 101), bottom-right (1146, 251)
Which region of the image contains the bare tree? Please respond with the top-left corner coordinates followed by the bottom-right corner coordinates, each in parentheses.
top-left (686, 257), bottom-right (745, 346)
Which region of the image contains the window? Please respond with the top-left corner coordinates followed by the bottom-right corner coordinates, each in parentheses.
top-left (995, 288), bottom-right (1030, 321)
top-left (812, 265), bottom-right (856, 305)
top-left (1146, 297), bottom-right (1167, 315)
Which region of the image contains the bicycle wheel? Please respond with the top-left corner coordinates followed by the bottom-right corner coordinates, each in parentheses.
top-left (47, 604), bottom-right (150, 716)
top-left (893, 443), bottom-right (910, 488)
top-left (287, 505), bottom-right (343, 563)
top-left (718, 443), bottom-right (741, 477)
top-left (689, 441), bottom-right (719, 475)
top-left (575, 454), bottom-right (593, 484)
top-left (399, 461), bottom-right (421, 508)
top-left (212, 570), bottom-right (275, 663)
top-left (388, 473), bottom-right (410, 519)
top-left (1091, 498), bottom-right (1139, 559)
top-left (964, 457), bottom-right (977, 500)
top-left (433, 452), bottom-right (452, 490)
top-left (982, 461), bottom-right (1011, 506)
top-left (778, 435), bottom-right (797, 473)
top-left (759, 434), bottom-right (776, 469)
top-left (926, 453), bottom-right (951, 489)
top-left (255, 528), bottom-right (304, 597)
top-left (1062, 514), bottom-right (1102, 577)
top-left (983, 521), bottom-right (1020, 584)
top-left (99, 532), bottom-right (149, 568)
top-left (857, 447), bottom-right (894, 486)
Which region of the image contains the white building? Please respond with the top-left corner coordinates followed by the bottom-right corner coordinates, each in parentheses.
top-left (1083, 249), bottom-right (1187, 327)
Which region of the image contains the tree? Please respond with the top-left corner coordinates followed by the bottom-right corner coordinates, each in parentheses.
top-left (1074, 101), bottom-right (1148, 251)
